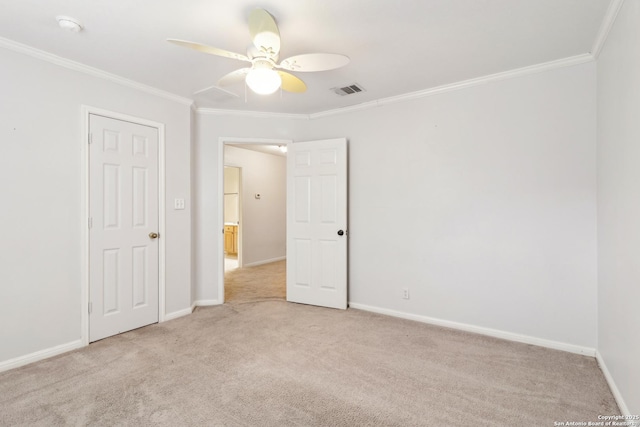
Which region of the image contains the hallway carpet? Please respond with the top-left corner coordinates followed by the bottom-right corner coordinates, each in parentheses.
top-left (0, 261), bottom-right (618, 426)
top-left (224, 259), bottom-right (286, 303)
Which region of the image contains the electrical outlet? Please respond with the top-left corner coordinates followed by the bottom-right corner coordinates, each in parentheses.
top-left (402, 288), bottom-right (410, 299)
top-left (174, 198), bottom-right (185, 210)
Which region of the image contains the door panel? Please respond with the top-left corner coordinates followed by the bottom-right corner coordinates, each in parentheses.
top-left (132, 246), bottom-right (148, 307)
top-left (103, 249), bottom-right (120, 315)
top-left (132, 167), bottom-right (148, 227)
top-left (287, 138), bottom-right (347, 309)
top-left (89, 114), bottom-right (159, 342)
top-left (294, 176), bottom-right (311, 223)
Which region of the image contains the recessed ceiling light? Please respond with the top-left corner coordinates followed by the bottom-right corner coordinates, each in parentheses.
top-left (56, 16), bottom-right (83, 33)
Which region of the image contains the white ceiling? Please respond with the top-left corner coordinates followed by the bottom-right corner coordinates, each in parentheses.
top-left (0, 0), bottom-right (611, 114)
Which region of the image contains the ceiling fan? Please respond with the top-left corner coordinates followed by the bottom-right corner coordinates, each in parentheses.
top-left (167, 8), bottom-right (350, 96)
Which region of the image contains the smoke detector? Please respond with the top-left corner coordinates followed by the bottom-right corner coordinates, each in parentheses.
top-left (56, 16), bottom-right (83, 33)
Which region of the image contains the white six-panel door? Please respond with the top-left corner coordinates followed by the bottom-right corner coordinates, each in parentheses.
top-left (287, 138), bottom-right (348, 309)
top-left (89, 114), bottom-right (159, 342)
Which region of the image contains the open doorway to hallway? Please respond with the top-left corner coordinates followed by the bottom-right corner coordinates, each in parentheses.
top-left (221, 140), bottom-right (288, 304)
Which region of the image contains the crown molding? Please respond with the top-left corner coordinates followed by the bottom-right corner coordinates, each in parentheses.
top-left (310, 54), bottom-right (594, 119)
top-left (308, 100), bottom-right (379, 119)
top-left (378, 54), bottom-right (594, 106)
top-left (591, 0), bottom-right (625, 59)
top-left (0, 37), bottom-right (193, 106)
top-left (196, 108), bottom-right (308, 120)
top-left (201, 52), bottom-right (593, 120)
top-left (2, 35), bottom-right (596, 120)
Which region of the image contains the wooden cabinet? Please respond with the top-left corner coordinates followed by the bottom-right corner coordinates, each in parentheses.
top-left (224, 225), bottom-right (238, 255)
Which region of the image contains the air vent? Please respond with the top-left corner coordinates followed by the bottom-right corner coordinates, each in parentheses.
top-left (331, 83), bottom-right (366, 96)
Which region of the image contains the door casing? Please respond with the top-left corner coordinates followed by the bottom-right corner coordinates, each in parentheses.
top-left (81, 106), bottom-right (166, 346)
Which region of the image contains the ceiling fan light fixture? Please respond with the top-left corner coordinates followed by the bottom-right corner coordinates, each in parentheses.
top-left (246, 61), bottom-right (281, 95)
top-left (168, 8), bottom-right (349, 97)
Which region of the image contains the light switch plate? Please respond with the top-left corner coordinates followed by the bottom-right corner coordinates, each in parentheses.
top-left (174, 198), bottom-right (185, 210)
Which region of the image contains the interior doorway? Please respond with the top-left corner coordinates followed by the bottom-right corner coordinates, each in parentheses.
top-left (218, 138), bottom-right (290, 304)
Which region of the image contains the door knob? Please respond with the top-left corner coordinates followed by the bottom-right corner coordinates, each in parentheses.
top-left (149, 232), bottom-right (159, 239)
top-left (337, 230), bottom-right (344, 236)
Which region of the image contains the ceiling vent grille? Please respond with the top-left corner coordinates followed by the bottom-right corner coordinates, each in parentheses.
top-left (332, 83), bottom-right (365, 96)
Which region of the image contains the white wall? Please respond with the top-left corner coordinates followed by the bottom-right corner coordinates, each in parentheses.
top-left (224, 146), bottom-right (286, 266)
top-left (298, 63), bottom-right (599, 348)
top-left (193, 63), bottom-right (598, 349)
top-left (596, 0), bottom-right (640, 414)
top-left (193, 114), bottom-right (296, 302)
top-left (0, 47), bottom-right (192, 365)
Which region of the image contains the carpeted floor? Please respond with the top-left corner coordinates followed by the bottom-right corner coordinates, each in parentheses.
top-left (0, 260), bottom-right (619, 426)
top-left (224, 259), bottom-right (286, 303)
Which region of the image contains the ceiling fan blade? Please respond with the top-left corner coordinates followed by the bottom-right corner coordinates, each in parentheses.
top-left (278, 53), bottom-right (350, 72)
top-left (278, 71), bottom-right (307, 93)
top-left (167, 39), bottom-right (250, 62)
top-left (217, 68), bottom-right (251, 87)
top-left (248, 9), bottom-right (281, 56)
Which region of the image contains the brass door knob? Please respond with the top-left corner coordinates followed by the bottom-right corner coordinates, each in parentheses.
top-left (149, 232), bottom-right (159, 239)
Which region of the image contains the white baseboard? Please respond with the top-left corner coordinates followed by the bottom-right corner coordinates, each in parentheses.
top-left (0, 339), bottom-right (83, 373)
top-left (596, 350), bottom-right (635, 420)
top-left (1, 300), bottom-right (224, 373)
top-left (163, 307), bottom-right (194, 322)
top-left (243, 256), bottom-right (286, 268)
top-left (348, 302), bottom-right (596, 357)
top-left (192, 299), bottom-right (220, 307)
top-left (167, 299), bottom-right (224, 321)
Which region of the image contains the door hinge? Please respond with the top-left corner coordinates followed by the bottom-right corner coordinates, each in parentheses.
top-left (88, 302), bottom-right (92, 314)
top-left (88, 217), bottom-right (93, 229)
top-left (88, 133), bottom-right (93, 144)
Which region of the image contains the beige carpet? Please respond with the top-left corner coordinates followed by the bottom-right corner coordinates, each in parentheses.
top-left (225, 259), bottom-right (286, 303)
top-left (0, 261), bottom-right (619, 426)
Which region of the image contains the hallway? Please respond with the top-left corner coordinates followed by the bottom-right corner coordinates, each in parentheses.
top-left (224, 260), bottom-right (286, 304)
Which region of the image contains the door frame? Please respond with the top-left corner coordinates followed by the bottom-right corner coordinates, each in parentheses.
top-left (217, 137), bottom-right (291, 303)
top-left (81, 106), bottom-right (167, 346)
